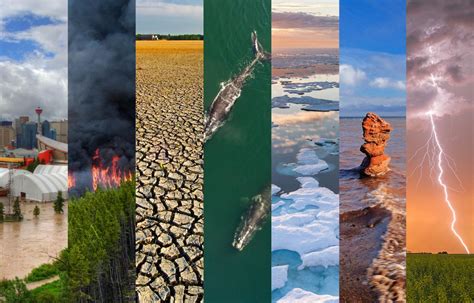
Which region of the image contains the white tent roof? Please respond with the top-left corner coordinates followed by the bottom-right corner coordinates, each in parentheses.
top-left (0, 169), bottom-right (32, 188)
top-left (12, 173), bottom-right (68, 202)
top-left (34, 165), bottom-right (67, 175)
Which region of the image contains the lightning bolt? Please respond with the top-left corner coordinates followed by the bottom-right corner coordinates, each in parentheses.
top-left (409, 44), bottom-right (470, 254)
top-left (428, 112), bottom-right (470, 254)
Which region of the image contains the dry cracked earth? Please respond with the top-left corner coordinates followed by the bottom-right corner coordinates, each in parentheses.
top-left (135, 41), bottom-right (204, 303)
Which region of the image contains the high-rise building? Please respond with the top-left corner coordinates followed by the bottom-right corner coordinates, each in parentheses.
top-left (50, 120), bottom-right (68, 143)
top-left (0, 124), bottom-right (15, 148)
top-left (20, 122), bottom-right (37, 149)
top-left (41, 120), bottom-right (58, 140)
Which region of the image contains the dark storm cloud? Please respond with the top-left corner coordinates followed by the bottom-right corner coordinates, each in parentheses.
top-left (272, 12), bottom-right (338, 30)
top-left (68, 0), bottom-right (135, 192)
top-left (407, 0), bottom-right (473, 118)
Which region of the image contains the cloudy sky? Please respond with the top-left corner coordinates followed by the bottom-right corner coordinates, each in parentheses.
top-left (0, 0), bottom-right (67, 121)
top-left (272, 0), bottom-right (338, 49)
top-left (406, 0), bottom-right (473, 254)
top-left (340, 0), bottom-right (406, 117)
top-left (136, 0), bottom-right (203, 34)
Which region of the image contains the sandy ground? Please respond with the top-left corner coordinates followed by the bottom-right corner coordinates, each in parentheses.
top-left (135, 40), bottom-right (204, 302)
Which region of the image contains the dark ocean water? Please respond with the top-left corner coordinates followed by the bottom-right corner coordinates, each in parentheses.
top-left (204, 0), bottom-right (271, 302)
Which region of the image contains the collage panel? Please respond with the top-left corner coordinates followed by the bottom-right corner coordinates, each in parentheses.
top-left (406, 0), bottom-right (474, 301)
top-left (271, 0), bottom-right (340, 302)
top-left (339, 0), bottom-right (406, 302)
top-left (0, 0), bottom-right (68, 298)
top-left (67, 0), bottom-right (136, 301)
top-left (135, 0), bottom-right (204, 301)
top-left (204, 0), bottom-right (271, 302)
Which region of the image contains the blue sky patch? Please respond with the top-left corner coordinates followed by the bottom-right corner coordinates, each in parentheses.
top-left (4, 13), bottom-right (59, 33)
top-left (340, 0), bottom-right (406, 117)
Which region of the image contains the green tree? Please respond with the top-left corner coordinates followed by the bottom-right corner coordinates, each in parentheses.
top-left (13, 197), bottom-right (22, 220)
top-left (0, 278), bottom-right (31, 302)
top-left (26, 158), bottom-right (41, 173)
top-left (0, 202), bottom-right (4, 221)
top-left (33, 205), bottom-right (40, 217)
top-left (54, 191), bottom-right (64, 214)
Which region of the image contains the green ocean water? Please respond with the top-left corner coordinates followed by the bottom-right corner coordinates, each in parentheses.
top-left (204, 0), bottom-right (271, 302)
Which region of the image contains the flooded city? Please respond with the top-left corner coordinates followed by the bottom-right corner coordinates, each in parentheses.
top-left (0, 198), bottom-right (67, 279)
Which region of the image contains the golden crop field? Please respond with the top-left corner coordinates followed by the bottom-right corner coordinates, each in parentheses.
top-left (136, 40), bottom-right (203, 53)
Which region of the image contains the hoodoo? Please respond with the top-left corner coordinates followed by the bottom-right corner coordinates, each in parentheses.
top-left (359, 112), bottom-right (392, 176)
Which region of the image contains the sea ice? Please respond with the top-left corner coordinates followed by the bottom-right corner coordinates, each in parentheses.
top-left (277, 288), bottom-right (339, 303)
top-left (293, 148), bottom-right (328, 175)
top-left (272, 95), bottom-right (339, 112)
top-left (272, 265), bottom-right (289, 291)
top-left (272, 184), bottom-right (282, 195)
top-left (299, 246), bottom-right (339, 270)
top-left (272, 200), bottom-right (286, 212)
top-left (281, 178), bottom-right (338, 211)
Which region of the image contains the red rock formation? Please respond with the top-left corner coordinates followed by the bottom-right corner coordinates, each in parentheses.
top-left (360, 112), bottom-right (392, 176)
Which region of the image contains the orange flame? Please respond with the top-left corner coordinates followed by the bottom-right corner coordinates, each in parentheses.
top-left (90, 149), bottom-right (132, 191)
top-left (68, 173), bottom-right (76, 188)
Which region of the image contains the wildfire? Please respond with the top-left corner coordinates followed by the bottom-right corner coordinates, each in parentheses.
top-left (68, 149), bottom-right (132, 191)
top-left (91, 149), bottom-right (132, 191)
top-left (68, 173), bottom-right (76, 188)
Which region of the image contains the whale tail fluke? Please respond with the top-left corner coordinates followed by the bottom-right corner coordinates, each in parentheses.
top-left (252, 31), bottom-right (271, 61)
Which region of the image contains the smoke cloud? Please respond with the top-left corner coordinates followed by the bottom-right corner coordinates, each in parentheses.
top-left (68, 0), bottom-right (135, 194)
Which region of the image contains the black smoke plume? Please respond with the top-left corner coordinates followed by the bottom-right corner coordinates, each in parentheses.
top-left (68, 0), bottom-right (135, 196)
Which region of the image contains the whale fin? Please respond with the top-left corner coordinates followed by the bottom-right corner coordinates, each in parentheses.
top-left (251, 31), bottom-right (271, 61)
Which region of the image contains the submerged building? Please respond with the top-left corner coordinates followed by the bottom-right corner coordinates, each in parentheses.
top-left (0, 165), bottom-right (67, 202)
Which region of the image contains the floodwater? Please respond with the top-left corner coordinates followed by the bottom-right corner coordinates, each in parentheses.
top-left (0, 199), bottom-right (67, 279)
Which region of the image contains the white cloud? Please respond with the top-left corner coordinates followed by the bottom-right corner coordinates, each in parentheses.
top-left (340, 64), bottom-right (366, 86)
top-left (0, 0), bottom-right (67, 121)
top-left (370, 77), bottom-right (405, 90)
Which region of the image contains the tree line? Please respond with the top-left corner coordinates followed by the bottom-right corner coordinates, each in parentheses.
top-left (136, 34), bottom-right (203, 40)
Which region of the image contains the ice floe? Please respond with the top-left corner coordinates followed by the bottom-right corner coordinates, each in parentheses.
top-left (293, 149), bottom-right (329, 175)
top-left (272, 177), bottom-right (338, 256)
top-left (277, 288), bottom-right (339, 303)
top-left (299, 246), bottom-right (339, 270)
top-left (272, 95), bottom-right (339, 112)
top-left (272, 184), bottom-right (282, 195)
top-left (272, 265), bottom-right (289, 291)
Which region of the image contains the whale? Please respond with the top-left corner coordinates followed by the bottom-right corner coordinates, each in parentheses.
top-left (204, 31), bottom-right (270, 142)
top-left (232, 185), bottom-right (271, 251)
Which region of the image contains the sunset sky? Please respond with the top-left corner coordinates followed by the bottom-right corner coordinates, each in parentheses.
top-left (272, 0), bottom-right (338, 49)
top-left (407, 0), bottom-right (473, 254)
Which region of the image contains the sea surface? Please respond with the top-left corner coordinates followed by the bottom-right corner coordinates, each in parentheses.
top-left (271, 49), bottom-right (339, 302)
top-left (204, 0), bottom-right (271, 302)
top-left (340, 117), bottom-right (406, 213)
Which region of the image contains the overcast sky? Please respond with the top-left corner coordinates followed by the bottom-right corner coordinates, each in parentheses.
top-left (0, 0), bottom-right (67, 121)
top-left (136, 0), bottom-right (203, 34)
